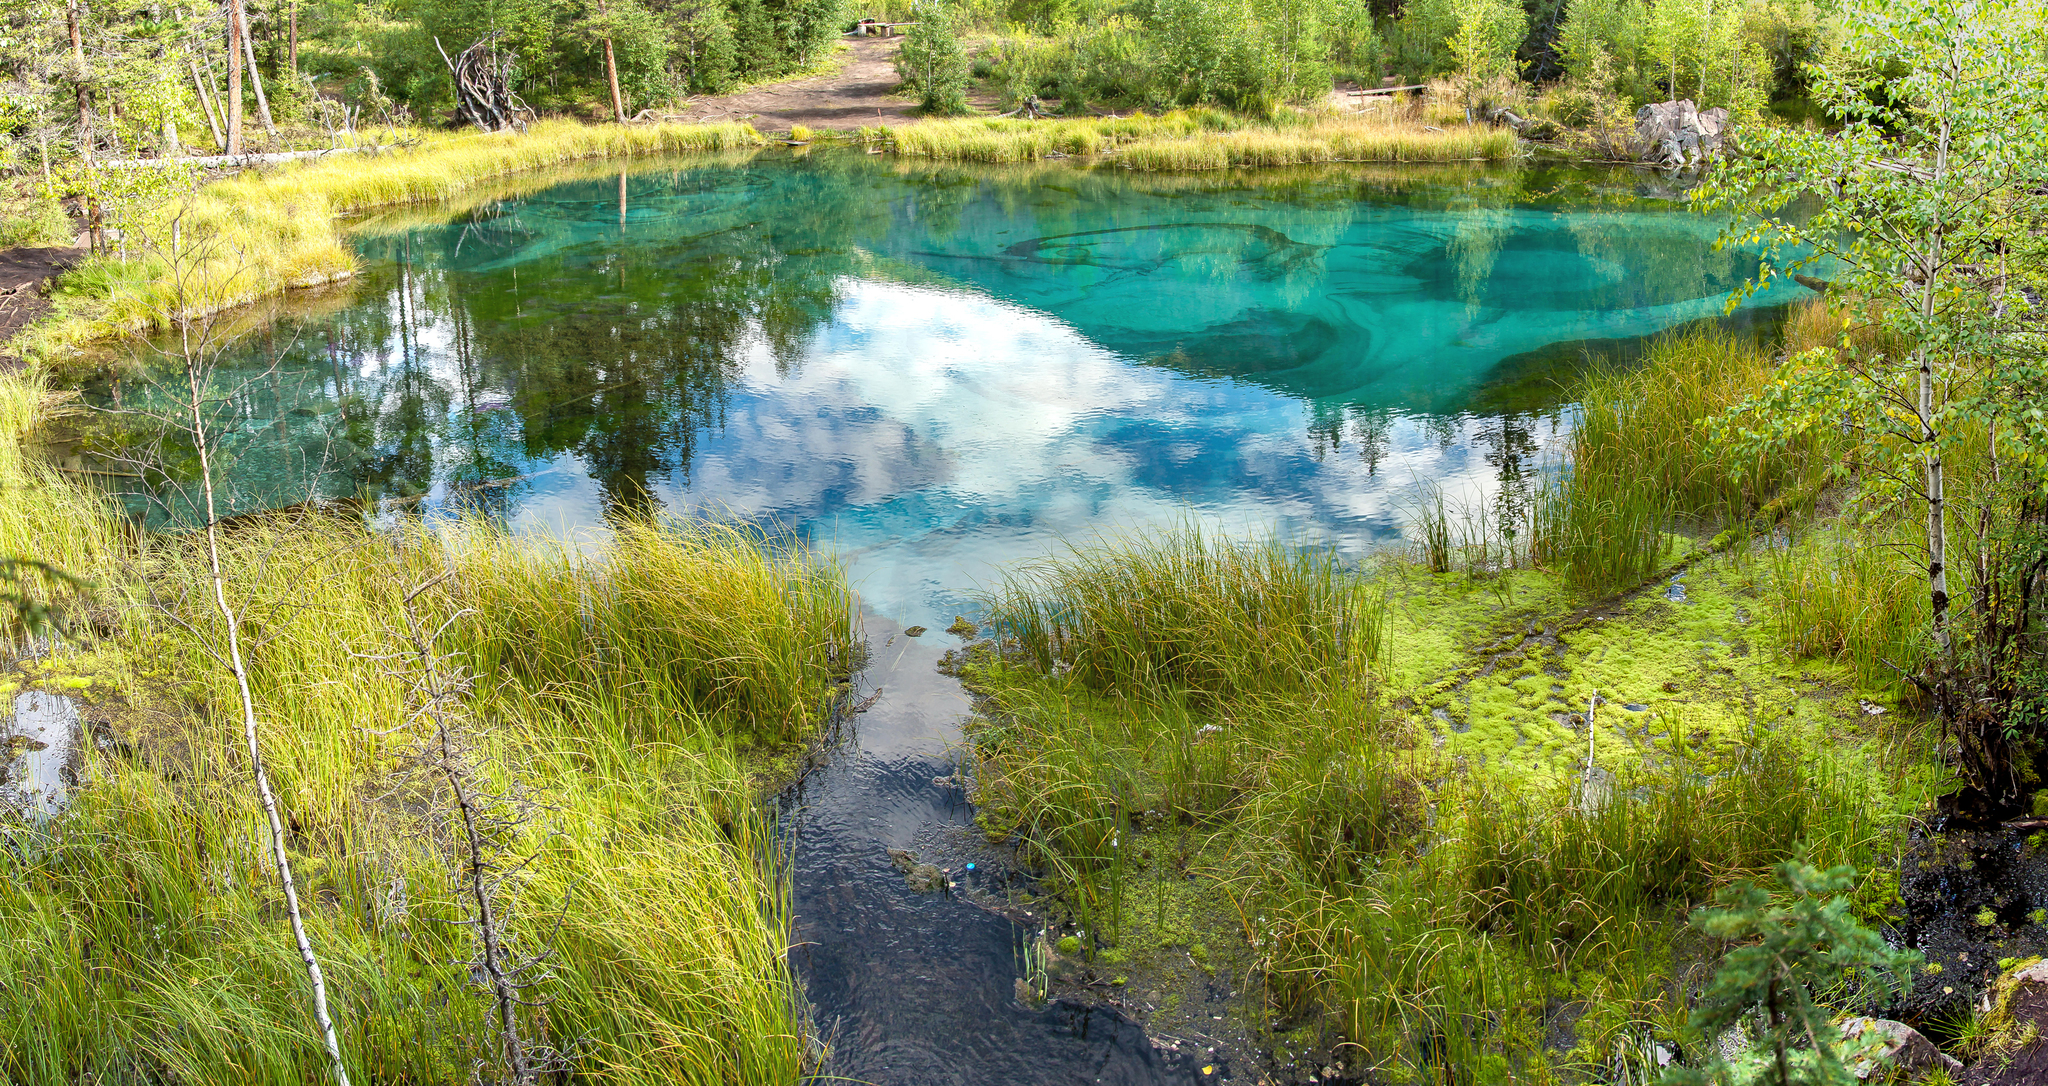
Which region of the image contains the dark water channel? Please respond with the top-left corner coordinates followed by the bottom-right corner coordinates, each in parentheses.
top-left (787, 617), bottom-right (1215, 1084)
top-left (72, 151), bottom-right (1810, 1084)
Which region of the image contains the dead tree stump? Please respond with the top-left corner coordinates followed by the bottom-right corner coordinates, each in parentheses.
top-left (436, 33), bottom-right (528, 132)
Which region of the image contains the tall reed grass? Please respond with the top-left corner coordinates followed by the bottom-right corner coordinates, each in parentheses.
top-left (0, 370), bottom-right (845, 1081)
top-left (1533, 326), bottom-right (1836, 595)
top-left (983, 522), bottom-right (1386, 704)
top-left (880, 110), bottom-right (1518, 168)
top-left (1766, 527), bottom-right (1929, 693)
top-left (1257, 730), bottom-right (1914, 1082)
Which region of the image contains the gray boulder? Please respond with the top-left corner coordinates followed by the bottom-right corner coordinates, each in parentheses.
top-left (1634, 99), bottom-right (1730, 167)
top-left (1839, 1017), bottom-right (1963, 1080)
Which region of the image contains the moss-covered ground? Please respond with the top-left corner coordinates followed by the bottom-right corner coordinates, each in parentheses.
top-left (959, 526), bottom-right (1949, 1083)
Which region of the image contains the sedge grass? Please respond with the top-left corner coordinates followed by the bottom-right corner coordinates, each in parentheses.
top-left (879, 110), bottom-right (1519, 168)
top-left (1766, 525), bottom-right (1929, 694)
top-left (1533, 327), bottom-right (1838, 595)
top-left (982, 522), bottom-right (1386, 705)
top-left (0, 378), bottom-right (843, 1082)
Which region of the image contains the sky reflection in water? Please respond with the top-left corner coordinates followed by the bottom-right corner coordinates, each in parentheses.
top-left (99, 154), bottom-right (1802, 622)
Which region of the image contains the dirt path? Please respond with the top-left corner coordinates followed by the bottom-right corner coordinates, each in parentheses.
top-left (668, 37), bottom-right (920, 132)
top-left (0, 247), bottom-right (82, 371)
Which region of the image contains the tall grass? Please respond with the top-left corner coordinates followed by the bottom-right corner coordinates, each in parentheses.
top-left (0, 372), bottom-right (125, 628)
top-left (25, 120), bottom-right (765, 354)
top-left (1256, 730), bottom-right (1914, 1082)
top-left (449, 518), bottom-right (855, 747)
top-left (880, 110), bottom-right (1518, 168)
top-left (983, 522), bottom-right (1386, 705)
top-left (1533, 326), bottom-right (1836, 595)
top-left (1767, 527), bottom-right (1929, 693)
top-left (0, 370), bottom-right (846, 1082)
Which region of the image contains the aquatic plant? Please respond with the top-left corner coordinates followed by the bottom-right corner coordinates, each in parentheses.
top-left (982, 522), bottom-right (1387, 705)
top-left (1533, 326), bottom-right (1837, 594)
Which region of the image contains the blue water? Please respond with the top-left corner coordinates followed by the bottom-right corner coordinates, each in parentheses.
top-left (91, 153), bottom-right (1797, 628)
top-left (79, 149), bottom-right (1813, 1086)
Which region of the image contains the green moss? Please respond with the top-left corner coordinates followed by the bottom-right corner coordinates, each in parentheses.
top-left (1057, 935), bottom-right (1082, 956)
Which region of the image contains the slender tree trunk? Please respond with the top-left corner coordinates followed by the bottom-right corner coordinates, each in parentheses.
top-left (289, 0), bottom-right (298, 77)
top-left (603, 39), bottom-right (627, 122)
top-left (441, 723), bottom-right (530, 1083)
top-left (1921, 101), bottom-right (1953, 663)
top-left (179, 317), bottom-right (352, 1086)
top-left (598, 0), bottom-right (627, 124)
top-left (241, 10), bottom-right (278, 138)
top-left (192, 60), bottom-right (226, 151)
top-left (226, 0), bottom-right (246, 155)
top-left (67, 0), bottom-right (92, 162)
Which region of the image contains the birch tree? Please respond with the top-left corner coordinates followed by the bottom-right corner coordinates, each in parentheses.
top-left (1694, 0), bottom-right (2048, 790)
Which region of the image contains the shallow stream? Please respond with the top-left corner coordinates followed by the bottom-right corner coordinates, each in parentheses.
top-left (77, 151), bottom-right (1806, 1083)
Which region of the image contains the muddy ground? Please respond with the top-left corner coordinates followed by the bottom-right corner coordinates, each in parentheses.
top-left (0, 246), bottom-right (80, 371)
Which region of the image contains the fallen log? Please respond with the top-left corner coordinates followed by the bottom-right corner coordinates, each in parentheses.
top-left (94, 146), bottom-right (387, 169)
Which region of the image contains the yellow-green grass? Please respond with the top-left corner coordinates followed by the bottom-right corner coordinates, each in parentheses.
top-left (981, 522), bottom-right (1387, 707)
top-left (963, 523), bottom-right (1942, 1079)
top-left (878, 110), bottom-right (1520, 168)
top-left (23, 120), bottom-right (765, 357)
top-left (0, 367), bottom-right (846, 1080)
top-left (1533, 326), bottom-right (1841, 594)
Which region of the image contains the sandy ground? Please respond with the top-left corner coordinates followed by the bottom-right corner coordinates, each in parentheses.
top-left (667, 36), bottom-right (923, 131)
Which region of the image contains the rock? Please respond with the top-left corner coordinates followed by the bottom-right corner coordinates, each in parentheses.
top-left (1840, 1017), bottom-right (1963, 1080)
top-left (1633, 99), bottom-right (1729, 168)
top-left (1961, 959), bottom-right (2048, 1084)
top-left (904, 863), bottom-right (949, 893)
top-left (903, 625), bottom-right (927, 637)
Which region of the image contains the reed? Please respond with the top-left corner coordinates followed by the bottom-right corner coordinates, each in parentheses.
top-left (449, 518), bottom-right (856, 748)
top-left (1533, 327), bottom-right (1833, 595)
top-left (0, 400), bottom-right (841, 1081)
top-left (1766, 526), bottom-right (1929, 694)
top-left (879, 111), bottom-right (1518, 168)
top-left (982, 521), bottom-right (1386, 705)
top-left (1457, 733), bottom-right (1887, 951)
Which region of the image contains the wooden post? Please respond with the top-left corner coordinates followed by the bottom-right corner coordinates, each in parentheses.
top-left (226, 0), bottom-right (246, 155)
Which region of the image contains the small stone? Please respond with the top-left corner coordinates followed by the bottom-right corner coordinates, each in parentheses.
top-left (904, 863), bottom-right (949, 893)
top-left (903, 625), bottom-right (927, 637)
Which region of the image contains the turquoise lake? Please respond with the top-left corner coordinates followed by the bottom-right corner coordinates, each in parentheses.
top-left (90, 153), bottom-right (1803, 625)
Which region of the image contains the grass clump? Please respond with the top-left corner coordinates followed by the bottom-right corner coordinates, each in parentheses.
top-left (1533, 326), bottom-right (1837, 595)
top-left (0, 370), bottom-right (846, 1081)
top-left (1766, 525), bottom-right (1929, 694)
top-left (451, 517), bottom-right (856, 747)
top-left (982, 522), bottom-right (1386, 705)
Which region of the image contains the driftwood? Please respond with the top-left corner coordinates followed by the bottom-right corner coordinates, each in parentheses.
top-left (436, 33), bottom-right (528, 133)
